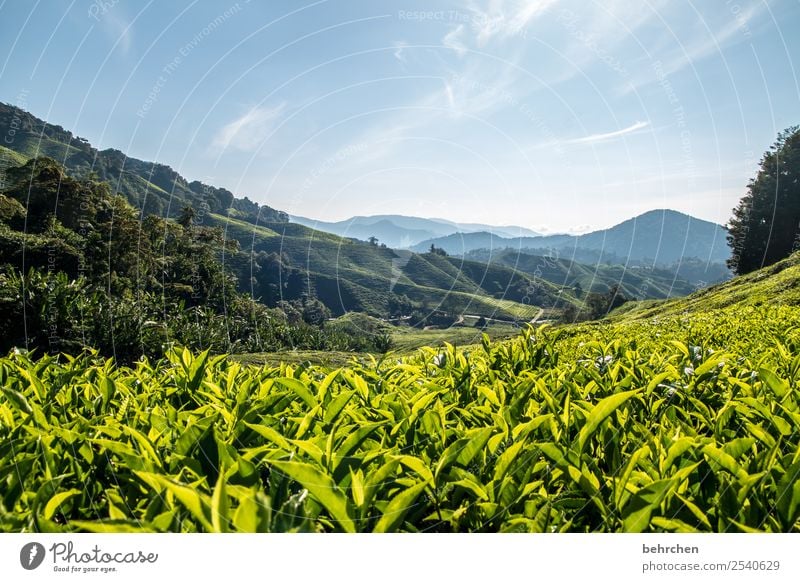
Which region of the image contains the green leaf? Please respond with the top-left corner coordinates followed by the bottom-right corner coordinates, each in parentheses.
top-left (395, 455), bottom-right (434, 486)
top-left (275, 377), bottom-right (318, 409)
top-left (701, 444), bottom-right (749, 481)
top-left (267, 460), bottom-right (355, 533)
top-left (316, 369), bottom-right (341, 404)
top-left (233, 492), bottom-right (271, 533)
top-left (435, 427), bottom-right (493, 480)
top-left (188, 349), bottom-right (210, 390)
top-left (373, 481), bottom-right (428, 533)
top-left (759, 368), bottom-right (789, 398)
top-left (363, 458), bottom-right (400, 511)
top-left (211, 471), bottom-right (229, 533)
top-left (43, 489), bottom-right (81, 520)
top-left (332, 422), bottom-right (384, 471)
top-left (493, 440), bottom-right (526, 483)
top-left (622, 479), bottom-right (674, 532)
top-left (324, 391), bottom-right (354, 425)
top-left (135, 472), bottom-right (213, 532)
top-left (0, 387), bottom-right (32, 414)
top-left (615, 446), bottom-right (650, 507)
top-left (577, 390), bottom-right (640, 453)
top-left (244, 422), bottom-right (292, 450)
top-left (776, 460), bottom-right (800, 528)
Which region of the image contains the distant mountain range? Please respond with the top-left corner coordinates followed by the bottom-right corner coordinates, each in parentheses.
top-left (290, 214), bottom-right (540, 248)
top-left (411, 209), bottom-right (731, 267)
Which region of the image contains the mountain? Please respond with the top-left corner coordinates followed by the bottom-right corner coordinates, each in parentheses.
top-left (0, 103), bottom-right (286, 224)
top-left (413, 209), bottom-right (731, 266)
top-left (290, 214), bottom-right (540, 248)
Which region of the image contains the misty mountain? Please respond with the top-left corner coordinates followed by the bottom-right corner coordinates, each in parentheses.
top-left (413, 209), bottom-right (731, 266)
top-left (290, 214), bottom-right (540, 248)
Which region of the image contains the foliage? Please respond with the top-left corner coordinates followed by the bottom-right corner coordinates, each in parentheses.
top-left (1, 291), bottom-right (798, 532)
top-left (728, 126), bottom-right (800, 275)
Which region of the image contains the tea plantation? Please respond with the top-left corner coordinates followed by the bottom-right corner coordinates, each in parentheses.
top-left (1, 255), bottom-right (799, 532)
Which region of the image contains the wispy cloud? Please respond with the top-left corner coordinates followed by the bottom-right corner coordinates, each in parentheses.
top-left (100, 11), bottom-right (134, 56)
top-left (212, 104), bottom-right (286, 152)
top-left (442, 25), bottom-right (467, 56)
top-left (468, 0), bottom-right (559, 45)
top-left (565, 120), bottom-right (650, 145)
top-left (393, 41), bottom-right (407, 63)
top-left (618, 1), bottom-right (767, 95)
top-left (444, 82), bottom-right (456, 110)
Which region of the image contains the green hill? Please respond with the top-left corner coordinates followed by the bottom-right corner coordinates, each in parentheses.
top-left (609, 250), bottom-right (800, 320)
top-left (0, 103), bottom-right (286, 223)
top-left (209, 213), bottom-right (566, 320)
top-left (474, 248), bottom-right (699, 299)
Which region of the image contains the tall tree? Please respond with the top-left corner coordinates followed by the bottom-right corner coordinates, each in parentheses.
top-left (727, 126), bottom-right (800, 274)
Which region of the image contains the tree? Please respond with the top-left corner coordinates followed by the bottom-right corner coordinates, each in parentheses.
top-left (573, 281), bottom-right (583, 298)
top-left (584, 285), bottom-right (627, 319)
top-left (367, 236), bottom-right (379, 246)
top-left (178, 204), bottom-right (196, 228)
top-left (560, 303), bottom-right (578, 324)
top-left (429, 244), bottom-right (448, 257)
top-left (727, 126), bottom-right (800, 275)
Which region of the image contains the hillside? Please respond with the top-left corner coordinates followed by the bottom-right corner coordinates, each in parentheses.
top-left (0, 103), bottom-right (286, 224)
top-left (469, 248), bottom-right (698, 299)
top-left (0, 104), bottom-right (564, 320)
top-left (209, 213), bottom-right (565, 319)
top-left (609, 250), bottom-right (800, 320)
top-left (413, 209), bottom-right (731, 267)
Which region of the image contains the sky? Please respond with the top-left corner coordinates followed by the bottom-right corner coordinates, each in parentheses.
top-left (1, 0), bottom-right (799, 233)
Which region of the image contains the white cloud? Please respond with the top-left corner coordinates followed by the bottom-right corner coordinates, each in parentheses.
top-left (393, 41), bottom-right (407, 63)
top-left (618, 1), bottom-right (767, 95)
top-left (212, 104), bottom-right (286, 152)
top-left (99, 11), bottom-right (134, 56)
top-left (444, 82), bottom-right (456, 110)
top-left (467, 0), bottom-right (559, 45)
top-left (442, 25), bottom-right (467, 56)
top-left (565, 120), bottom-right (650, 145)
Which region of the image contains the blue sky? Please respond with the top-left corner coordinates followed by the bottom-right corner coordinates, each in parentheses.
top-left (1, 0), bottom-right (798, 233)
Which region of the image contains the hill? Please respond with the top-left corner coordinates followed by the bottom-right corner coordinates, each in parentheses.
top-left (609, 250), bottom-right (800, 320)
top-left (0, 104), bottom-right (721, 320)
top-left (0, 103), bottom-right (286, 224)
top-left (208, 213), bottom-right (567, 320)
top-left (471, 248), bottom-right (698, 299)
top-left (413, 209), bottom-right (731, 267)
top-left (291, 213), bottom-right (539, 248)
